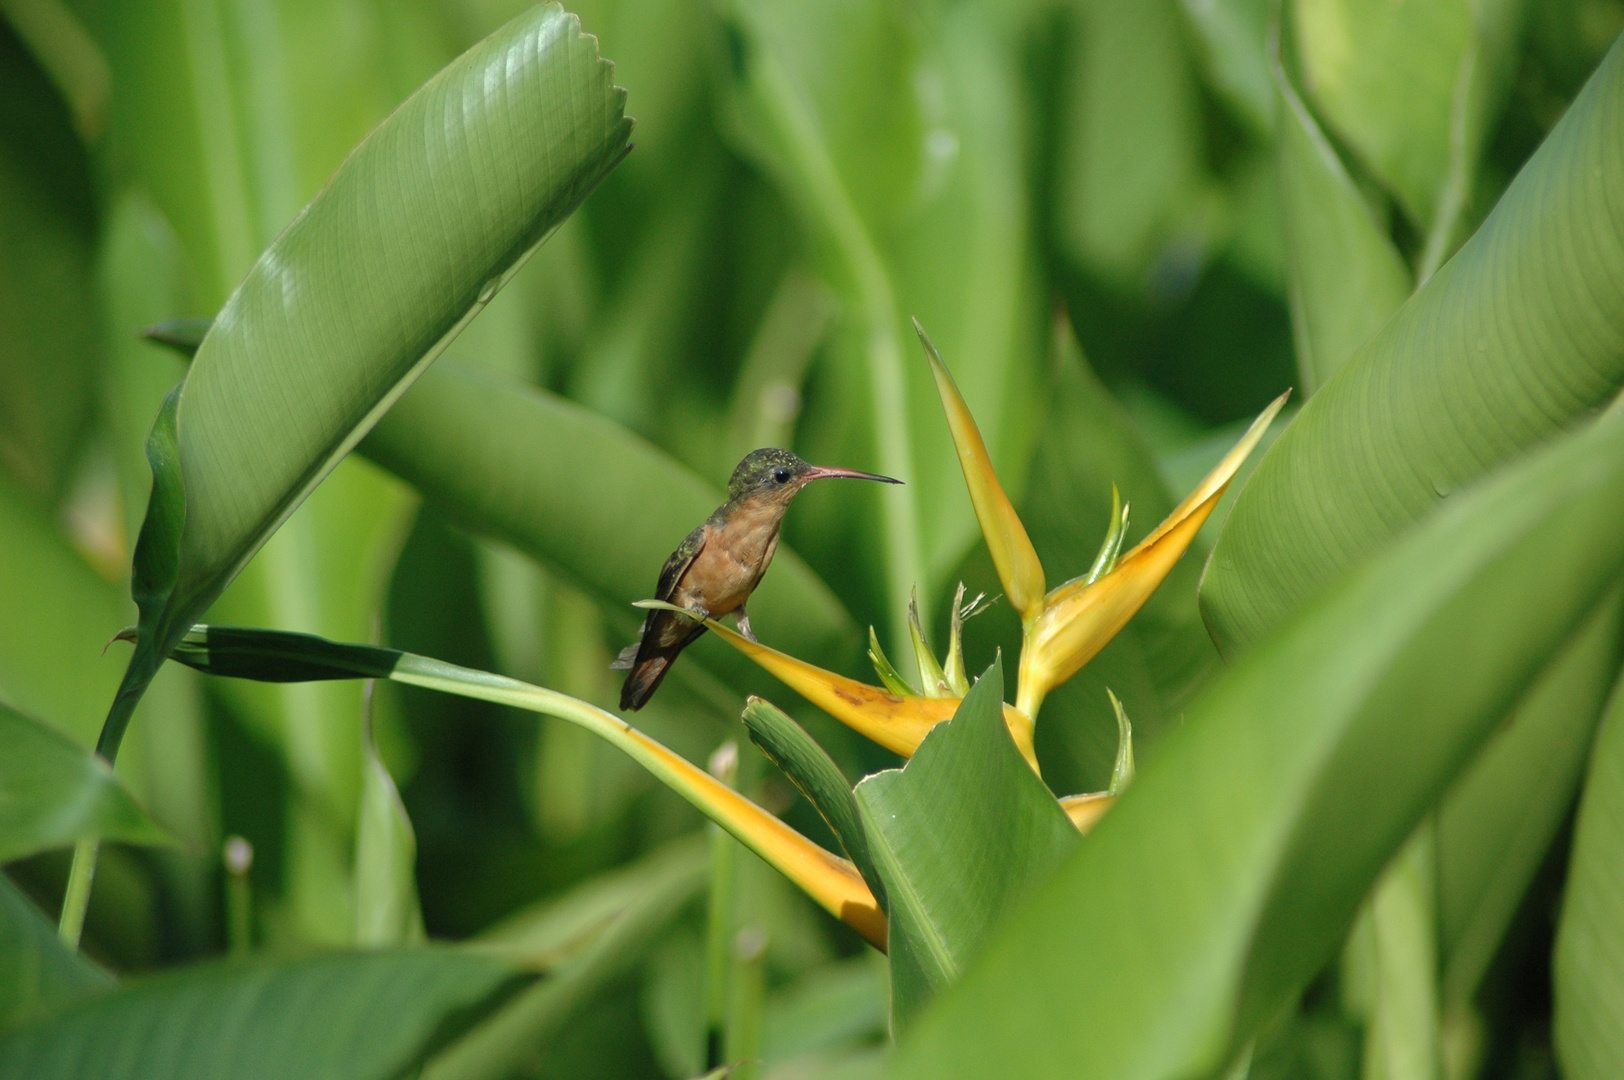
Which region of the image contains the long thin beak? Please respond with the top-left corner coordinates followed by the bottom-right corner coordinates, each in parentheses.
top-left (802, 465), bottom-right (903, 484)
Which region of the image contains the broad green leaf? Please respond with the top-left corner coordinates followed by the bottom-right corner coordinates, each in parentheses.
top-left (0, 948), bottom-right (530, 1079)
top-left (717, 0), bottom-right (1046, 641)
top-left (1203, 34), bottom-right (1624, 653)
top-left (354, 703), bottom-right (424, 948)
top-left (424, 836), bottom-right (707, 1080)
top-left (105, 4), bottom-right (632, 759)
top-left (1290, 0), bottom-right (1527, 259)
top-left (0, 875), bottom-right (110, 1030)
top-left (1437, 590), bottom-right (1623, 1005)
top-left (361, 361), bottom-right (856, 670)
top-left (1554, 655), bottom-right (1624, 1080)
top-left (1056, 0), bottom-right (1208, 288)
top-left (886, 390), bottom-right (1624, 1080)
top-left (1275, 55), bottom-right (1411, 394)
top-left (0, 701), bottom-right (170, 865)
top-left (761, 953), bottom-right (887, 1062)
top-left (742, 698), bottom-right (885, 910)
top-left (854, 662), bottom-right (1077, 1029)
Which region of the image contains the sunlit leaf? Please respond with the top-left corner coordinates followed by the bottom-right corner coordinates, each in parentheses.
top-left (887, 382), bottom-right (1624, 1080)
top-left (1205, 32), bottom-right (1624, 652)
top-left (855, 662), bottom-right (1077, 1029)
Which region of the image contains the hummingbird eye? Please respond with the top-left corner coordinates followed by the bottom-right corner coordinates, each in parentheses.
top-left (773, 468), bottom-right (791, 484)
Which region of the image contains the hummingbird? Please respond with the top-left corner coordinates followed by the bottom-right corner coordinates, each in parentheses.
top-left (614, 448), bottom-right (901, 711)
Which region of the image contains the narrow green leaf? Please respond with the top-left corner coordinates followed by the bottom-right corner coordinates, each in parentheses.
top-left (855, 661), bottom-right (1077, 1030)
top-left (1274, 52), bottom-right (1411, 394)
top-left (107, 4), bottom-right (633, 758)
top-left (742, 698), bottom-right (886, 911)
top-left (0, 875), bottom-right (110, 1031)
top-left (354, 693), bottom-right (424, 948)
top-left (0, 701), bottom-right (170, 865)
top-left (361, 362), bottom-right (856, 670)
top-left (1106, 690), bottom-right (1135, 797)
top-left (0, 949), bottom-right (531, 1079)
top-left (1204, 34), bottom-right (1624, 652)
top-left (140, 317), bottom-right (210, 358)
top-left (886, 394), bottom-right (1624, 1079)
top-left (1438, 590), bottom-right (1624, 1005)
top-left (1553, 658), bottom-right (1624, 1079)
top-left (868, 627), bottom-right (918, 697)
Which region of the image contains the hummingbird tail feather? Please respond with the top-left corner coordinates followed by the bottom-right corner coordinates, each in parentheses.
top-left (620, 655), bottom-right (672, 711)
top-left (610, 642), bottom-right (639, 672)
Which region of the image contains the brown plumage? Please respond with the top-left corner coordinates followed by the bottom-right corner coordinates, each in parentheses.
top-left (615, 449), bottom-right (900, 710)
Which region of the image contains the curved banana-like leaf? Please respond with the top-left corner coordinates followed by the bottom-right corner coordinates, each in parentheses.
top-left (1019, 393), bottom-right (1287, 717)
top-left (103, 5), bottom-right (632, 759)
top-left (1204, 34), bottom-right (1624, 653)
top-left (886, 385), bottom-right (1624, 1080)
top-left (362, 362), bottom-right (856, 668)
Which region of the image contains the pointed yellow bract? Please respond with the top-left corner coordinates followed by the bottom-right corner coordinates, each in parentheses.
top-left (674, 609), bottom-right (1039, 771)
top-left (914, 319), bottom-right (1046, 625)
top-left (1017, 392), bottom-right (1288, 716)
top-left (1059, 793), bottom-right (1115, 835)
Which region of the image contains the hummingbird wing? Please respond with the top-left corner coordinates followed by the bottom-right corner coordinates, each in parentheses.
top-left (618, 523), bottom-right (711, 708)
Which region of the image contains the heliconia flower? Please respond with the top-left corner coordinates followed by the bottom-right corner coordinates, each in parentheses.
top-left (914, 317), bottom-right (1288, 720)
top-left (634, 600), bottom-right (1039, 772)
top-left (1016, 393), bottom-right (1288, 717)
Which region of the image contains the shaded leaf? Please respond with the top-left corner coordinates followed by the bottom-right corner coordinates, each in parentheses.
top-left (1438, 590), bottom-right (1624, 1004)
top-left (354, 694), bottom-right (424, 948)
top-left (0, 701), bottom-right (170, 865)
top-left (424, 838), bottom-right (707, 1080)
top-left (1204, 35), bottom-right (1624, 652)
top-left (854, 662), bottom-right (1076, 1029)
top-left (1553, 655), bottom-right (1624, 1080)
top-left (0, 949), bottom-right (531, 1079)
top-left (0, 875), bottom-right (110, 1031)
top-left (1275, 52), bottom-right (1411, 394)
top-left (886, 386), bottom-right (1624, 1079)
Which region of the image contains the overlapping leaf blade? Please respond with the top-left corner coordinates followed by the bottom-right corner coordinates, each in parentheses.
top-left (0, 877), bottom-right (110, 1031)
top-left (0, 701), bottom-right (170, 864)
top-left (855, 662), bottom-right (1076, 1030)
top-left (0, 949), bottom-right (531, 1080)
top-left (106, 4), bottom-right (633, 754)
top-left (1204, 33), bottom-right (1624, 652)
top-left (886, 392), bottom-right (1624, 1079)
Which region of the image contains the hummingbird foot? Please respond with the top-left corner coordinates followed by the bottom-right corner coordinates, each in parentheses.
top-left (735, 608), bottom-right (758, 643)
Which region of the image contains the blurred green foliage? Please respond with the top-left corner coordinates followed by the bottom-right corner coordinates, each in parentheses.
top-left (1, 0), bottom-right (1623, 1076)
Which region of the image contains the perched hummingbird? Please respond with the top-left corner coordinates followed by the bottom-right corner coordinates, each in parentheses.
top-left (615, 448), bottom-right (901, 711)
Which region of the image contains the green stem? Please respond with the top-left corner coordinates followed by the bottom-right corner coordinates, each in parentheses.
top-left (58, 837), bottom-right (99, 948)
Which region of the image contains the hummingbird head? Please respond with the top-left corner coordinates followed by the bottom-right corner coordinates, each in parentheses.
top-left (726, 448), bottom-right (901, 506)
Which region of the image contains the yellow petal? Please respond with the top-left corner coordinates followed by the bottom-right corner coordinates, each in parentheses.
top-left (678, 606), bottom-right (1038, 771)
top-left (1059, 793), bottom-right (1115, 835)
top-left (914, 319), bottom-right (1046, 624)
top-left (1018, 391), bottom-right (1289, 717)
